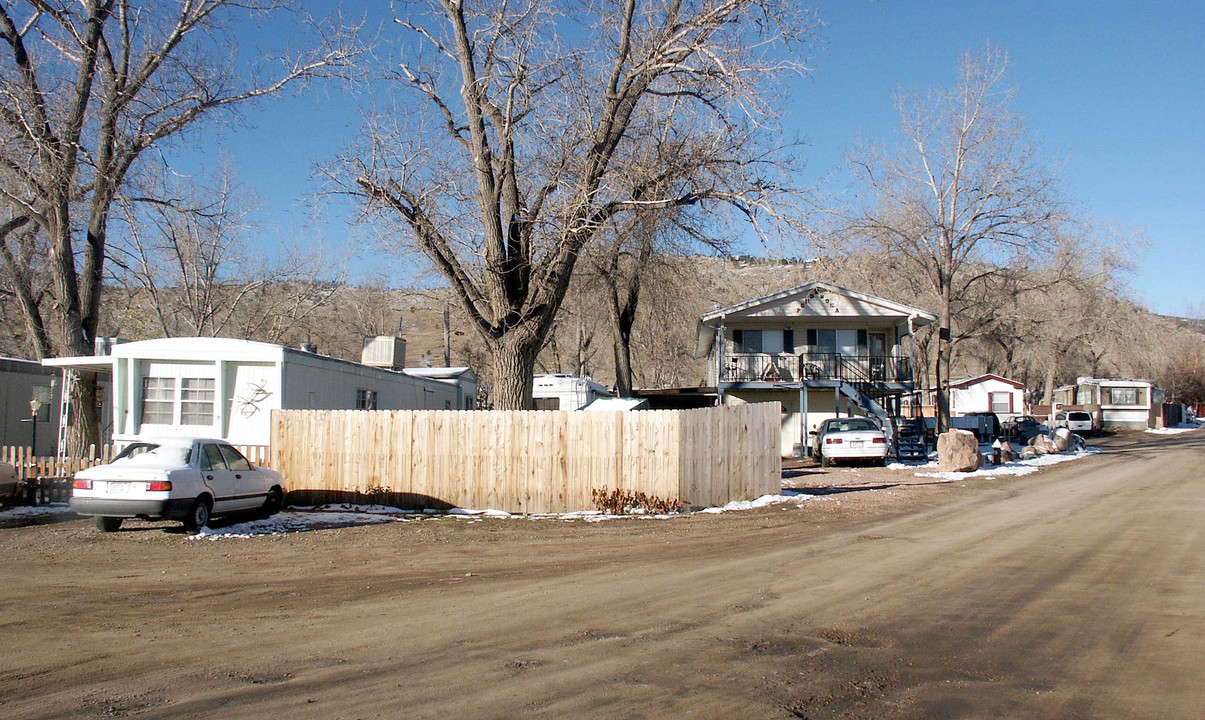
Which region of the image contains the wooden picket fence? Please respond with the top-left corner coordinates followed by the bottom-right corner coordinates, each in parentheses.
top-left (270, 403), bottom-right (782, 514)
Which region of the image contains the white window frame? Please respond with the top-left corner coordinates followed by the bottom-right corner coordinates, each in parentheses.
top-left (141, 377), bottom-right (176, 425)
top-left (140, 375), bottom-right (217, 427)
top-left (181, 378), bottom-right (216, 425)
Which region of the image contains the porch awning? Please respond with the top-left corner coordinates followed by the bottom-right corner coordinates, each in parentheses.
top-left (41, 355), bottom-right (116, 374)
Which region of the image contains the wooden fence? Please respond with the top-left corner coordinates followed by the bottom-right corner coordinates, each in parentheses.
top-left (270, 403), bottom-right (782, 514)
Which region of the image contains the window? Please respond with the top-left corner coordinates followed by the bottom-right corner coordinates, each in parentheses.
top-left (1105, 387), bottom-right (1142, 406)
top-left (199, 443), bottom-right (227, 472)
top-left (141, 377), bottom-right (175, 424)
top-left (356, 388), bottom-right (378, 410)
top-left (989, 392), bottom-right (1013, 414)
top-left (733, 329), bottom-right (791, 354)
top-left (533, 397), bottom-right (560, 411)
top-left (217, 444), bottom-right (253, 471)
top-left (181, 378), bottom-right (215, 425)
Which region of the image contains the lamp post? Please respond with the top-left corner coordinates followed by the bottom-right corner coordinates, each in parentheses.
top-left (29, 398), bottom-right (42, 457)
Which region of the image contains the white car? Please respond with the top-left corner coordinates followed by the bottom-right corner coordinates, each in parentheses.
top-left (1053, 411), bottom-right (1094, 435)
top-left (71, 438), bottom-right (284, 533)
top-left (811, 417), bottom-right (890, 467)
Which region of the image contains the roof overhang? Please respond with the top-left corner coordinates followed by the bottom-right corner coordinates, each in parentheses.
top-left (41, 356), bottom-right (116, 374)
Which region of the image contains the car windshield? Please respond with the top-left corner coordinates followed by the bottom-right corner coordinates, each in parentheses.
top-left (829, 419), bottom-right (879, 433)
top-left (1068, 412), bottom-right (1091, 421)
top-left (111, 443), bottom-right (191, 468)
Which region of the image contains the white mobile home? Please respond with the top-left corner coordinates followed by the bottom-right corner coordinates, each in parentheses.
top-left (949, 374), bottom-right (1027, 421)
top-left (532, 374), bottom-right (612, 411)
top-left (1053, 377), bottom-right (1165, 430)
top-left (43, 337), bottom-right (475, 447)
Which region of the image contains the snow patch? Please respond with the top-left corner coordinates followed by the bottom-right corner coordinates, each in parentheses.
top-left (913, 446), bottom-right (1100, 481)
top-left (1146, 422), bottom-right (1202, 435)
top-left (192, 510), bottom-right (402, 539)
top-left (698, 489), bottom-right (815, 514)
top-left (0, 502), bottom-right (74, 521)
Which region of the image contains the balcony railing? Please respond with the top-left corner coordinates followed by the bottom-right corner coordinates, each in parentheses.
top-left (722, 353), bottom-right (913, 384)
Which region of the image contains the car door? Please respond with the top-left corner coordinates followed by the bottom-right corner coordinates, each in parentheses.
top-left (217, 443), bottom-right (267, 511)
top-left (198, 442), bottom-right (237, 513)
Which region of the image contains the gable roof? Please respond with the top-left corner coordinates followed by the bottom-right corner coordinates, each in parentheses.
top-left (949, 373), bottom-right (1026, 390)
top-left (695, 281), bottom-right (938, 358)
top-left (700, 281), bottom-right (938, 325)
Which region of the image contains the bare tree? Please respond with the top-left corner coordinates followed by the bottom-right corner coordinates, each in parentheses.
top-left (0, 0), bottom-right (353, 452)
top-left (110, 165), bottom-right (258, 337)
top-left (109, 165), bottom-right (348, 343)
top-left (847, 45), bottom-right (1062, 431)
top-left (347, 0), bottom-right (814, 409)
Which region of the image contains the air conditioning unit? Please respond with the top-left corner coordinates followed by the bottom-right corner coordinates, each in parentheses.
top-left (361, 336), bottom-right (406, 370)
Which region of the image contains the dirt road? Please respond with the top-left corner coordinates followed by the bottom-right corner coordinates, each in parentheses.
top-left (2, 430), bottom-right (1202, 719)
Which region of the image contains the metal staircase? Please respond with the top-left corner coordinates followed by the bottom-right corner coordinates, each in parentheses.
top-left (837, 382), bottom-right (895, 445)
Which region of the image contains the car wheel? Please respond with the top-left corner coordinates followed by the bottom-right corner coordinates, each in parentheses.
top-left (184, 497), bottom-right (212, 533)
top-left (261, 487), bottom-right (284, 518)
top-left (820, 452), bottom-right (831, 468)
top-left (96, 516), bottom-right (122, 532)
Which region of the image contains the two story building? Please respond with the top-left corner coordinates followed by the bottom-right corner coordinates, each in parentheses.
top-left (696, 282), bottom-right (937, 456)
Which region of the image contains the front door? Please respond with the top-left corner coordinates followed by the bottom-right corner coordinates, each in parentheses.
top-left (198, 442), bottom-right (237, 513)
top-left (869, 332), bottom-right (888, 380)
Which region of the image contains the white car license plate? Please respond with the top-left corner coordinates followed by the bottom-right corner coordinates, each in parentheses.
top-left (106, 481), bottom-right (133, 494)
top-left (849, 441), bottom-right (863, 449)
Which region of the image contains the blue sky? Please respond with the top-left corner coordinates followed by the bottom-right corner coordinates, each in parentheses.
top-left (177, 0), bottom-right (1203, 316)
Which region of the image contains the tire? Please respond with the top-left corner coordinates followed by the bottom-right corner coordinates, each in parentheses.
top-left (820, 452), bottom-right (831, 468)
top-left (184, 497), bottom-right (212, 533)
top-left (261, 487), bottom-right (284, 518)
top-left (96, 516), bottom-right (122, 532)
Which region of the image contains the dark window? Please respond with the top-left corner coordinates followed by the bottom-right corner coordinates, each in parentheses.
top-left (356, 388), bottom-right (378, 410)
top-left (783, 328), bottom-right (795, 352)
top-left (217, 444), bottom-right (253, 471)
top-left (200, 443), bottom-right (228, 471)
top-left (533, 397), bottom-right (560, 411)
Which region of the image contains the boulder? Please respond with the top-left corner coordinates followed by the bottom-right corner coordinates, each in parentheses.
top-left (998, 442), bottom-right (1017, 463)
top-left (1020, 446), bottom-right (1040, 460)
top-left (937, 429), bottom-right (982, 472)
top-left (1052, 428), bottom-right (1073, 452)
top-left (1029, 434), bottom-right (1058, 455)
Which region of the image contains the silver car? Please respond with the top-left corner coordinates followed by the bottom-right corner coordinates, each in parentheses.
top-left (71, 438), bottom-right (284, 532)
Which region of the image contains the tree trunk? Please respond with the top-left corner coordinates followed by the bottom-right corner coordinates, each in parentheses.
top-left (610, 291), bottom-right (637, 398)
top-left (935, 293), bottom-right (953, 433)
top-left (66, 370), bottom-right (101, 457)
top-left (1044, 358), bottom-right (1057, 407)
top-left (490, 338), bottom-right (540, 410)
